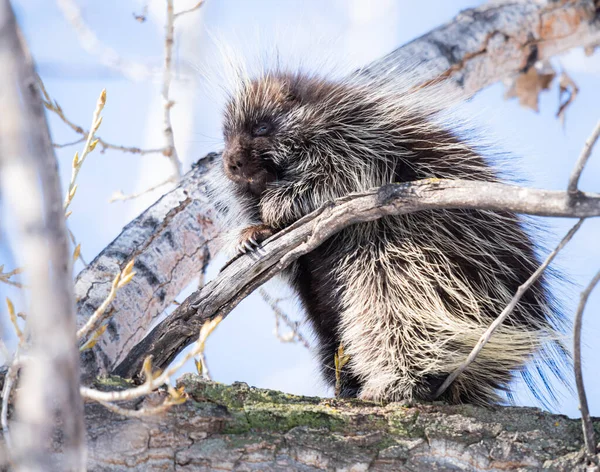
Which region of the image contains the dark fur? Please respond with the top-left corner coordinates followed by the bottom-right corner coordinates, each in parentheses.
top-left (218, 71), bottom-right (568, 405)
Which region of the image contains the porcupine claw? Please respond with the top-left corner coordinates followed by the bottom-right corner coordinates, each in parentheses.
top-left (237, 224), bottom-right (274, 259)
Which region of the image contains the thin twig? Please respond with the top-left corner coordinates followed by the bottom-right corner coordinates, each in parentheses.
top-left (56, 0), bottom-right (154, 81)
top-left (63, 88), bottom-right (106, 212)
top-left (81, 316), bottom-right (223, 404)
top-left (0, 266), bottom-right (23, 288)
top-left (68, 228), bottom-right (88, 267)
top-left (435, 218), bottom-right (585, 399)
top-left (77, 260), bottom-right (136, 342)
top-left (574, 269), bottom-right (600, 455)
top-left (109, 176), bottom-right (176, 203)
top-left (174, 0), bottom-right (205, 20)
top-left (37, 77), bottom-right (166, 156)
top-left (259, 288), bottom-right (311, 349)
top-left (194, 316), bottom-right (222, 380)
top-left (161, 0), bottom-right (182, 179)
top-left (53, 137), bottom-right (85, 149)
top-left (568, 119), bottom-right (600, 194)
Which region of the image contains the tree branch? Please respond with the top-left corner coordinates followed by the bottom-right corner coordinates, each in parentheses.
top-left (7, 375), bottom-right (596, 471)
top-left (0, 0), bottom-right (85, 467)
top-left (116, 180), bottom-right (600, 378)
top-left (574, 269), bottom-right (600, 456)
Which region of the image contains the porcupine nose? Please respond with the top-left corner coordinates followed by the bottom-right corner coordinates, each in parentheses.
top-left (223, 148), bottom-right (245, 177)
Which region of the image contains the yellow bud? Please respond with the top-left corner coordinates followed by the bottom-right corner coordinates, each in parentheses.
top-left (73, 152), bottom-right (79, 168)
top-left (98, 89), bottom-right (107, 107)
top-left (88, 138), bottom-right (100, 152)
top-left (65, 211), bottom-right (73, 219)
top-left (123, 259), bottom-right (135, 275)
top-left (142, 355), bottom-right (153, 380)
top-left (195, 358), bottom-right (203, 375)
top-left (6, 297), bottom-right (15, 317)
top-left (69, 184), bottom-right (78, 199)
top-left (118, 271), bottom-right (136, 288)
top-left (80, 324), bottom-right (107, 351)
top-left (73, 243), bottom-right (81, 263)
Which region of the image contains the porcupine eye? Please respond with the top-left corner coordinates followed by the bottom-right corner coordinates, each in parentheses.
top-left (252, 122), bottom-right (271, 137)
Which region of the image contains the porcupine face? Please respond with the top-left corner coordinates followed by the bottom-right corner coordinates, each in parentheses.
top-left (222, 74), bottom-right (298, 196)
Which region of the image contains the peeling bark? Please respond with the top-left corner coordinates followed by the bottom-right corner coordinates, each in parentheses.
top-left (2, 375), bottom-right (596, 471)
top-left (73, 0), bottom-right (600, 381)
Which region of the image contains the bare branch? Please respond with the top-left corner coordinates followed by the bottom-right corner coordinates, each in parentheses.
top-left (259, 288), bottom-right (311, 349)
top-left (569, 120), bottom-right (600, 194)
top-left (574, 269), bottom-right (600, 455)
top-left (115, 180), bottom-right (600, 377)
top-left (174, 0), bottom-right (205, 20)
top-left (38, 77), bottom-right (166, 156)
top-left (63, 88), bottom-right (105, 212)
top-left (109, 176), bottom-right (176, 203)
top-left (77, 260), bottom-right (136, 342)
top-left (56, 0), bottom-right (154, 81)
top-left (435, 219), bottom-right (585, 400)
top-left (161, 0), bottom-right (182, 179)
top-left (0, 266), bottom-right (23, 288)
top-left (81, 316), bottom-right (221, 405)
top-left (0, 0), bottom-right (85, 467)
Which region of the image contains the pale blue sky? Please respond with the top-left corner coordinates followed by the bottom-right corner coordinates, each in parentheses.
top-left (1, 0), bottom-right (599, 418)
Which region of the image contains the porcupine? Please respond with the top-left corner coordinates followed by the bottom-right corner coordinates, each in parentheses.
top-left (211, 68), bottom-right (569, 406)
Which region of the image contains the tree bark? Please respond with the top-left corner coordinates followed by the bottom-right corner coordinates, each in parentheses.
top-left (1, 375), bottom-right (596, 471)
top-left (73, 0), bottom-right (600, 381)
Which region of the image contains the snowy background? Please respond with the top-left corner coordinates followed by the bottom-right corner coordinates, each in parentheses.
top-left (1, 0), bottom-right (599, 418)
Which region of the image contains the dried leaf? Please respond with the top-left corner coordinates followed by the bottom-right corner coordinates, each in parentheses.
top-left (505, 64), bottom-right (555, 112)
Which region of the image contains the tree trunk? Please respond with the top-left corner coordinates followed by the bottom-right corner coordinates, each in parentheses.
top-left (4, 375), bottom-right (594, 471)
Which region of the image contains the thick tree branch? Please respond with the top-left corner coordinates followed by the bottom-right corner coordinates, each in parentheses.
top-left (116, 180), bottom-right (600, 377)
top-left (5, 375), bottom-right (596, 471)
top-left (0, 0), bottom-right (85, 468)
top-left (75, 0), bottom-right (600, 381)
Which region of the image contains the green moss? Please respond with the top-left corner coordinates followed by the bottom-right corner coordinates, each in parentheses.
top-left (387, 408), bottom-right (421, 437)
top-left (178, 375), bottom-right (320, 409)
top-left (244, 403), bottom-right (346, 432)
top-left (93, 375), bottom-right (135, 391)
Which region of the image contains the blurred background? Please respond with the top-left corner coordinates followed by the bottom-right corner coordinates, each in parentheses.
top-left (1, 0), bottom-right (599, 418)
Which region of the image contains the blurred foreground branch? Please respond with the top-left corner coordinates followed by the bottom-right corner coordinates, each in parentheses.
top-left (0, 0), bottom-right (85, 468)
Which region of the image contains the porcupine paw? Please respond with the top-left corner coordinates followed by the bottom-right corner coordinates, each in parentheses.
top-left (236, 224), bottom-right (275, 258)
